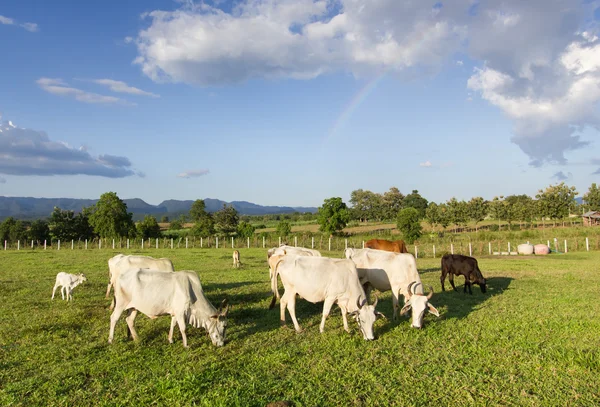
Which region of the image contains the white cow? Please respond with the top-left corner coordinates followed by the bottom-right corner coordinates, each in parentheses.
top-left (233, 250), bottom-right (240, 268)
top-left (267, 245), bottom-right (321, 281)
top-left (108, 269), bottom-right (228, 347)
top-left (270, 254), bottom-right (384, 340)
top-left (345, 248), bottom-right (439, 328)
top-left (106, 254), bottom-right (175, 301)
top-left (52, 272), bottom-right (87, 301)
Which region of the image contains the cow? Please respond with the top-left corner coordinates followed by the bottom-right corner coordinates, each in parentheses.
top-left (266, 245), bottom-right (321, 281)
top-left (365, 239), bottom-right (408, 254)
top-left (52, 272), bottom-right (87, 301)
top-left (108, 269), bottom-right (228, 347)
top-left (345, 248), bottom-right (439, 328)
top-left (233, 250), bottom-right (241, 268)
top-left (441, 254), bottom-right (487, 294)
top-left (106, 254), bottom-right (175, 302)
top-left (269, 254), bottom-right (385, 340)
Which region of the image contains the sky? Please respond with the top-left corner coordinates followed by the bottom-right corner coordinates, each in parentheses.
top-left (1, 0), bottom-right (600, 208)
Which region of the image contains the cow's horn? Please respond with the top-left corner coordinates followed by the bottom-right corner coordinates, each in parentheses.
top-left (356, 296), bottom-right (367, 309)
top-left (219, 298), bottom-right (228, 312)
top-left (372, 296), bottom-right (378, 308)
top-left (426, 286), bottom-right (434, 300)
top-left (407, 282), bottom-right (416, 298)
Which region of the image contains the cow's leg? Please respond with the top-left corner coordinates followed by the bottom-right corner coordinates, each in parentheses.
top-left (108, 306), bottom-right (125, 344)
top-left (175, 314), bottom-right (188, 348)
top-left (67, 287), bottom-right (72, 301)
top-left (61, 286), bottom-right (67, 300)
top-left (279, 291), bottom-right (288, 327)
top-left (362, 283), bottom-right (373, 303)
top-left (339, 304), bottom-right (350, 333)
top-left (51, 283), bottom-right (59, 300)
top-left (440, 270), bottom-right (447, 291)
top-left (105, 283), bottom-right (112, 299)
top-left (465, 279), bottom-right (473, 295)
top-left (125, 309), bottom-right (139, 341)
top-left (449, 273), bottom-right (457, 291)
top-left (391, 287), bottom-right (401, 321)
top-left (168, 316), bottom-right (177, 344)
top-left (319, 297), bottom-right (336, 333)
top-left (284, 292), bottom-right (302, 333)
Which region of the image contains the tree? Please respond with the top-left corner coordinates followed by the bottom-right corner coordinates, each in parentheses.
top-left (276, 220), bottom-right (292, 237)
top-left (317, 197), bottom-right (350, 236)
top-left (403, 190), bottom-right (428, 219)
top-left (583, 183), bottom-right (600, 211)
top-left (137, 215), bottom-right (162, 239)
top-left (438, 203), bottom-right (451, 230)
top-left (49, 207), bottom-right (94, 241)
top-left (0, 217), bottom-right (26, 242)
top-left (88, 192), bottom-right (135, 238)
top-left (536, 183), bottom-right (578, 225)
top-left (28, 219), bottom-right (50, 242)
top-left (467, 197), bottom-right (488, 232)
top-left (237, 221), bottom-right (256, 238)
top-left (349, 189), bottom-right (382, 222)
top-left (191, 215), bottom-right (215, 237)
top-left (382, 187), bottom-right (404, 220)
top-left (446, 198), bottom-right (468, 232)
top-left (425, 202), bottom-right (441, 231)
top-left (160, 216), bottom-right (169, 223)
top-left (213, 204), bottom-right (239, 236)
top-left (190, 199), bottom-right (209, 222)
top-left (169, 219), bottom-right (183, 230)
top-left (488, 196), bottom-right (507, 229)
top-left (396, 207), bottom-right (422, 244)
top-left (505, 195), bottom-right (533, 227)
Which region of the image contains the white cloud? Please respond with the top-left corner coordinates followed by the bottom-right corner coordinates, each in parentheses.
top-left (128, 0), bottom-right (600, 168)
top-left (37, 78), bottom-right (134, 106)
top-left (419, 161), bottom-right (433, 167)
top-left (0, 176), bottom-right (6, 184)
top-left (177, 169), bottom-right (210, 178)
top-left (0, 14), bottom-right (38, 32)
top-left (91, 79), bottom-right (159, 97)
top-left (0, 120), bottom-right (141, 178)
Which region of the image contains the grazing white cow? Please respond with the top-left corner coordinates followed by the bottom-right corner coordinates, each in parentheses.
top-left (233, 250), bottom-right (240, 268)
top-left (270, 254), bottom-right (384, 340)
top-left (345, 248), bottom-right (439, 328)
top-left (52, 272), bottom-right (87, 301)
top-left (266, 245), bottom-right (321, 281)
top-left (108, 269), bottom-right (228, 347)
top-left (106, 254), bottom-right (175, 301)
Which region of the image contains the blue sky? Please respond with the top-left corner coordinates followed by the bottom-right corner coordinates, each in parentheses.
top-left (1, 0), bottom-right (600, 207)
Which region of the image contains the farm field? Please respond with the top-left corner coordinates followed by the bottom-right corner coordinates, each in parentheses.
top-left (1, 249), bottom-right (599, 406)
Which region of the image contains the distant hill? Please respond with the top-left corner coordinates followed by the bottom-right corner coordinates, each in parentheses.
top-left (0, 196), bottom-right (317, 221)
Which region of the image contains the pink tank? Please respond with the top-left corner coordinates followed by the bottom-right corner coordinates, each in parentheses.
top-left (534, 244), bottom-right (550, 255)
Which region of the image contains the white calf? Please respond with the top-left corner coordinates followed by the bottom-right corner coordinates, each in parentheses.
top-left (52, 272), bottom-right (87, 301)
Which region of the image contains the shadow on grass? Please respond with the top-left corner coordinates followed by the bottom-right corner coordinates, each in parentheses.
top-left (434, 276), bottom-right (513, 320)
top-left (419, 267), bottom-right (440, 274)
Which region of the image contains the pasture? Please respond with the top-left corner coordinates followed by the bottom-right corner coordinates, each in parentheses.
top-left (0, 249), bottom-right (598, 406)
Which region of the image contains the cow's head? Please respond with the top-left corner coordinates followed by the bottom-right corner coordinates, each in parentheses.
top-left (344, 248), bottom-right (355, 260)
top-left (77, 274), bottom-right (87, 284)
top-left (350, 296), bottom-right (386, 340)
top-left (478, 278), bottom-right (487, 293)
top-left (206, 299), bottom-right (229, 347)
top-left (401, 282), bottom-right (439, 329)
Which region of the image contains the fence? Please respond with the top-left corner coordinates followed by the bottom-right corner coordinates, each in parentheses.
top-left (1, 236), bottom-right (597, 257)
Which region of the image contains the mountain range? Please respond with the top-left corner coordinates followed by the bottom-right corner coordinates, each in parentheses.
top-left (0, 196), bottom-right (318, 221)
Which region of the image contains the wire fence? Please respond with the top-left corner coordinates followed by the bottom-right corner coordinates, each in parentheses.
top-left (1, 235), bottom-right (596, 257)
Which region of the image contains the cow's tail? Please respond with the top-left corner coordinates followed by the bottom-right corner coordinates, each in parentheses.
top-left (268, 258), bottom-right (285, 310)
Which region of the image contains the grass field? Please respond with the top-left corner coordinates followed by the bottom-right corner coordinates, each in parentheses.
top-left (1, 249), bottom-right (599, 406)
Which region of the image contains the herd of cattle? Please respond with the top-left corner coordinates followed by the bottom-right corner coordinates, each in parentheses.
top-left (50, 238), bottom-right (488, 347)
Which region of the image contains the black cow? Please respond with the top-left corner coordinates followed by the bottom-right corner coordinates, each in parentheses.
top-left (440, 254), bottom-right (487, 294)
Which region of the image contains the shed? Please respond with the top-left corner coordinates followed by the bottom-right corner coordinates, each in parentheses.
top-left (582, 211), bottom-right (600, 226)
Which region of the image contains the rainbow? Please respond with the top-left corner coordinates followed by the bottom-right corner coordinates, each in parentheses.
top-left (323, 72), bottom-right (388, 146)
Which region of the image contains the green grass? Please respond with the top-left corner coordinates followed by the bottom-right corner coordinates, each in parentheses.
top-left (1, 249), bottom-right (599, 406)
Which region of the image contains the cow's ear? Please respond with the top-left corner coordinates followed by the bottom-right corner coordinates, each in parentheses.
top-left (400, 302), bottom-right (412, 315)
top-left (375, 312), bottom-right (387, 320)
top-left (210, 314), bottom-right (219, 319)
top-left (428, 304), bottom-right (440, 317)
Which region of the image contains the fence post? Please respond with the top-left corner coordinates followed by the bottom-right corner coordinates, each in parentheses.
top-left (451, 243), bottom-right (454, 254)
top-left (433, 244), bottom-right (436, 258)
top-left (279, 237), bottom-right (281, 246)
top-left (216, 237), bottom-right (219, 249)
top-left (156, 238), bottom-right (158, 249)
top-left (328, 238), bottom-right (331, 251)
top-left (187, 238), bottom-right (189, 249)
top-left (415, 246), bottom-right (418, 259)
top-left (32, 240), bottom-right (34, 249)
top-left (294, 236), bottom-right (297, 247)
top-left (17, 240), bottom-right (20, 250)
top-left (362, 241), bottom-right (365, 249)
top-left (263, 236), bottom-right (265, 249)
top-left (44, 240), bottom-right (47, 250)
top-left (488, 242), bottom-right (491, 255)
top-left (247, 237), bottom-right (250, 249)
top-left (312, 237), bottom-right (314, 249)
top-left (142, 239), bottom-right (144, 249)
top-left (86, 239), bottom-right (88, 250)
top-left (547, 240), bottom-right (550, 248)
top-left (201, 237), bottom-right (203, 248)
top-left (345, 239), bottom-right (348, 250)
top-left (469, 242), bottom-right (472, 257)
top-left (564, 240), bottom-right (568, 253)
top-left (58, 240), bottom-right (60, 251)
top-left (586, 237), bottom-right (589, 251)
top-left (171, 238), bottom-right (173, 249)
top-left (71, 240), bottom-right (74, 250)
top-left (99, 239), bottom-right (101, 249)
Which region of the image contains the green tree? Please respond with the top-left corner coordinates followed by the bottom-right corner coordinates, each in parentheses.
top-left (237, 221), bottom-right (256, 238)
top-left (349, 189), bottom-right (382, 222)
top-left (467, 197), bottom-right (488, 232)
top-left (28, 219), bottom-right (50, 242)
top-left (137, 215), bottom-right (162, 239)
top-left (169, 219), bottom-right (183, 230)
top-left (488, 196), bottom-right (507, 230)
top-left (189, 199), bottom-right (209, 222)
top-left (0, 217), bottom-right (26, 242)
top-left (583, 183), bottom-right (600, 211)
top-left (191, 215), bottom-right (215, 237)
top-left (438, 203), bottom-right (451, 230)
top-left (88, 192), bottom-right (136, 238)
top-left (403, 190), bottom-right (428, 219)
top-left (160, 216), bottom-right (169, 223)
top-left (396, 207), bottom-right (422, 244)
top-left (213, 204), bottom-right (239, 236)
top-left (275, 220), bottom-right (292, 237)
top-left (48, 207), bottom-right (94, 241)
top-left (536, 183), bottom-right (578, 225)
top-left (505, 195), bottom-right (533, 227)
top-left (446, 198), bottom-right (468, 232)
top-left (425, 202), bottom-right (442, 231)
top-left (317, 197), bottom-right (350, 236)
top-left (382, 187), bottom-right (404, 220)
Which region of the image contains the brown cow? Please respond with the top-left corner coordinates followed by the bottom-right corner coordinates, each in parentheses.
top-left (364, 239), bottom-right (408, 253)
